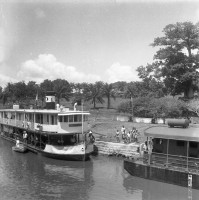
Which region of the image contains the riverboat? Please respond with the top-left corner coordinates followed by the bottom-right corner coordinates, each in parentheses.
top-left (0, 92), bottom-right (94, 161)
top-left (124, 119), bottom-right (199, 189)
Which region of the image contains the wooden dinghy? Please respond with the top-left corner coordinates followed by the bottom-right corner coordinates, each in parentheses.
top-left (12, 144), bottom-right (28, 153)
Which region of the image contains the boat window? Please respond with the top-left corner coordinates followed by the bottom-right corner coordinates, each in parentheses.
top-left (74, 115), bottom-right (78, 122)
top-left (54, 115), bottom-right (57, 125)
top-left (4, 112), bottom-right (8, 118)
top-left (77, 115), bottom-right (82, 122)
top-left (29, 114), bottom-right (32, 121)
top-left (51, 115), bottom-right (54, 125)
top-left (190, 142), bottom-right (198, 148)
top-left (69, 115), bottom-right (73, 122)
top-left (18, 113), bottom-right (22, 120)
top-left (47, 114), bottom-right (49, 123)
top-left (35, 114), bottom-right (43, 124)
top-left (84, 115), bottom-right (88, 122)
top-left (64, 116), bottom-right (68, 122)
top-left (59, 116), bottom-right (63, 122)
top-left (176, 141), bottom-right (185, 147)
top-left (48, 134), bottom-right (77, 146)
top-left (11, 113), bottom-right (15, 119)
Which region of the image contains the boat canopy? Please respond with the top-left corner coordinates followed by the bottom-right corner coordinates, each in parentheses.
top-left (144, 126), bottom-right (199, 142)
top-left (58, 112), bottom-right (90, 116)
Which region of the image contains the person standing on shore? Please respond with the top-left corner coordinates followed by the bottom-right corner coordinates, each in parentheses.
top-left (127, 131), bottom-right (131, 143)
top-left (121, 125), bottom-right (126, 140)
top-left (115, 130), bottom-right (120, 143)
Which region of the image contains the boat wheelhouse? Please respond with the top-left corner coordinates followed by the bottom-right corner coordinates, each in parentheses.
top-left (124, 120), bottom-right (199, 189)
top-left (0, 92), bottom-right (94, 161)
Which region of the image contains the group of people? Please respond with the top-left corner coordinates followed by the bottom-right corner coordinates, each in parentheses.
top-left (115, 125), bottom-right (139, 143)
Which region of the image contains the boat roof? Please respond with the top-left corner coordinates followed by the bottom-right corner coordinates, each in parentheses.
top-left (144, 125), bottom-right (199, 142)
top-left (0, 109), bottom-right (90, 115)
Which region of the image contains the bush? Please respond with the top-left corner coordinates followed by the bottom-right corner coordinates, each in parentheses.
top-left (117, 96), bottom-right (189, 118)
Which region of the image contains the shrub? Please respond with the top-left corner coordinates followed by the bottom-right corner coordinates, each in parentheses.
top-left (117, 96), bottom-right (189, 118)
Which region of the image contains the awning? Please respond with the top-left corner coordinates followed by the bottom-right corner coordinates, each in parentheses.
top-left (144, 125), bottom-right (199, 142)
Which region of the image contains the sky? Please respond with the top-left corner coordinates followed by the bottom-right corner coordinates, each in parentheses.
top-left (0, 0), bottom-right (199, 87)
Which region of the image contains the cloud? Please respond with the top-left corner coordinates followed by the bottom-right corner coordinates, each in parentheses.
top-left (0, 72), bottom-right (17, 87)
top-left (196, 8), bottom-right (199, 22)
top-left (105, 62), bottom-right (140, 83)
top-left (35, 8), bottom-right (46, 19)
top-left (17, 54), bottom-right (101, 83)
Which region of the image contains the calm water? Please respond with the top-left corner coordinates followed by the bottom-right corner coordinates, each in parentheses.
top-left (0, 139), bottom-right (199, 200)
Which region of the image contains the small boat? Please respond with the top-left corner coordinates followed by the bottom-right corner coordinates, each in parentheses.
top-left (12, 144), bottom-right (27, 153)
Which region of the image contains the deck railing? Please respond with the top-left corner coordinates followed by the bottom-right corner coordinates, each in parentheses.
top-left (143, 152), bottom-right (199, 173)
top-left (0, 118), bottom-right (57, 132)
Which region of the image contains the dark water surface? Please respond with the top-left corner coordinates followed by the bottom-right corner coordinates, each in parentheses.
top-left (0, 139), bottom-right (199, 200)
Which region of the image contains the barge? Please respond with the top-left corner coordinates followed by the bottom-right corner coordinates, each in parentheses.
top-left (124, 120), bottom-right (199, 189)
top-left (0, 92), bottom-right (94, 161)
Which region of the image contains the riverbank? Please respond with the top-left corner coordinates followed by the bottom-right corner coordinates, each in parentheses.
top-left (87, 109), bottom-right (152, 157)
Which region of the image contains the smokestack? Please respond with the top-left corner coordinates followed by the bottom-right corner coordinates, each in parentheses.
top-left (45, 91), bottom-right (56, 109)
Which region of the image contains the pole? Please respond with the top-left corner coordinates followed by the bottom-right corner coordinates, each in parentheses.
top-left (166, 139), bottom-right (169, 167)
top-left (187, 141), bottom-right (189, 171)
top-left (82, 99), bottom-right (84, 135)
top-left (82, 99), bottom-right (86, 161)
top-left (131, 96), bottom-right (133, 121)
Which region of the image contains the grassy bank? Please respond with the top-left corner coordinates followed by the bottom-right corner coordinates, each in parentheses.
top-left (88, 109), bottom-right (153, 143)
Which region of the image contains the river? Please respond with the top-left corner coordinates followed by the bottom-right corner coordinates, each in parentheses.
top-left (0, 139), bottom-right (199, 200)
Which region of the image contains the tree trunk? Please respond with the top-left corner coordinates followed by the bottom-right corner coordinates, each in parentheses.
top-left (107, 97), bottom-right (110, 109)
top-left (93, 98), bottom-right (96, 109)
top-left (184, 86), bottom-right (194, 98)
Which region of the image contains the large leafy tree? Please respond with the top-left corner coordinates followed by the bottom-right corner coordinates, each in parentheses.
top-left (0, 83), bottom-right (15, 106)
top-left (26, 81), bottom-right (38, 99)
top-left (39, 79), bottom-right (54, 106)
top-left (52, 79), bottom-right (72, 104)
top-left (13, 81), bottom-right (27, 102)
top-left (137, 21), bottom-right (199, 98)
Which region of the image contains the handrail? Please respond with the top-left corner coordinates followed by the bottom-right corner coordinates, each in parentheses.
top-left (145, 152), bottom-right (199, 171)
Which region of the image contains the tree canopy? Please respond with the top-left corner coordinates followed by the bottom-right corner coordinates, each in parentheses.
top-left (137, 21), bottom-right (199, 98)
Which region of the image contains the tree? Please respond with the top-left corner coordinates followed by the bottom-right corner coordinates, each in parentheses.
top-left (70, 82), bottom-right (86, 105)
top-left (117, 96), bottom-right (188, 118)
top-left (26, 81), bottom-right (37, 99)
top-left (137, 21), bottom-right (199, 98)
top-left (52, 79), bottom-right (72, 104)
top-left (39, 79), bottom-right (54, 106)
top-left (112, 81), bottom-right (127, 97)
top-left (187, 98), bottom-right (199, 116)
top-left (102, 83), bottom-right (115, 109)
top-left (84, 81), bottom-right (104, 109)
top-left (0, 83), bottom-right (13, 106)
top-left (124, 82), bottom-right (139, 99)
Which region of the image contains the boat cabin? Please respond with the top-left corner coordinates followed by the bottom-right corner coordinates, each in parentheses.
top-left (0, 108), bottom-right (89, 133)
top-left (144, 125), bottom-right (199, 172)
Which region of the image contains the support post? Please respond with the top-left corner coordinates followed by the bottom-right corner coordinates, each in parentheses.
top-left (147, 137), bottom-right (151, 165)
top-left (187, 141), bottom-right (189, 171)
top-left (166, 139), bottom-right (169, 167)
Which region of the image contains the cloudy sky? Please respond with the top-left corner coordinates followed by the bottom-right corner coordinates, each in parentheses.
top-left (0, 0), bottom-right (199, 86)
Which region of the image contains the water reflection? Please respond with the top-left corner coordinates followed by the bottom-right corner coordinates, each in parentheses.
top-left (0, 139), bottom-right (94, 200)
top-left (1, 139), bottom-right (199, 200)
top-left (123, 173), bottom-right (199, 200)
